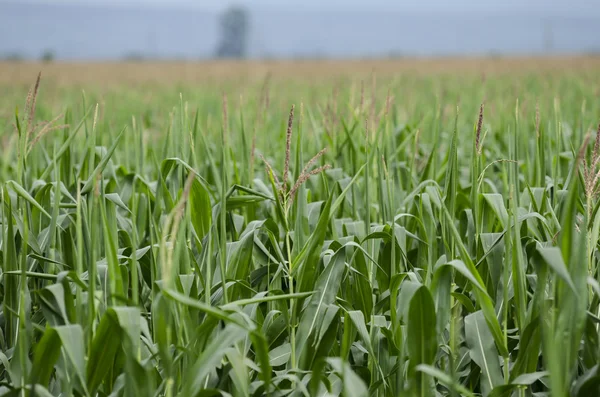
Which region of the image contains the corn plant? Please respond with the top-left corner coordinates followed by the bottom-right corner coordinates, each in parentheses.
top-left (0, 66), bottom-right (599, 397)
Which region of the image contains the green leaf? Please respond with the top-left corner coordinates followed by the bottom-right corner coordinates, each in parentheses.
top-left (182, 323), bottom-right (248, 395)
top-left (86, 307), bottom-right (140, 393)
top-left (537, 246), bottom-right (577, 293)
top-left (483, 193), bottom-right (509, 228)
top-left (465, 311), bottom-right (503, 396)
top-left (81, 128), bottom-right (125, 195)
top-left (6, 180), bottom-right (51, 219)
top-left (296, 249), bottom-right (346, 366)
top-left (416, 364), bottom-right (476, 397)
top-left (489, 372), bottom-right (548, 397)
top-left (327, 358), bottom-right (368, 397)
top-left (407, 286), bottom-right (437, 397)
top-left (190, 177), bottom-right (212, 239)
top-left (268, 343), bottom-right (291, 366)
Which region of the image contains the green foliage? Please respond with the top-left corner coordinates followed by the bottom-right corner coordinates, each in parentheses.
top-left (0, 68), bottom-right (599, 396)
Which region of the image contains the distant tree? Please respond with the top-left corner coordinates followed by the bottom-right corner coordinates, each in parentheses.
top-left (41, 50), bottom-right (55, 63)
top-left (215, 6), bottom-right (249, 59)
top-left (122, 52), bottom-right (147, 62)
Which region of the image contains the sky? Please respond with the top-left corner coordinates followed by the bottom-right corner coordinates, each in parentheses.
top-left (8, 0), bottom-right (600, 14)
top-left (1, 0), bottom-right (599, 60)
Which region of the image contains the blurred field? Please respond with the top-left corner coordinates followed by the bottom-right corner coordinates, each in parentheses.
top-left (2, 56), bottom-right (600, 87)
top-left (2, 56), bottom-right (599, 133)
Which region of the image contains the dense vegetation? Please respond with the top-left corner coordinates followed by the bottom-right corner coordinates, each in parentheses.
top-left (1, 63), bottom-right (600, 396)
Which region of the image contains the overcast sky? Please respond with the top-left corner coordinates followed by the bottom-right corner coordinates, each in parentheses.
top-left (2, 0), bottom-right (599, 59)
top-left (8, 0), bottom-right (600, 14)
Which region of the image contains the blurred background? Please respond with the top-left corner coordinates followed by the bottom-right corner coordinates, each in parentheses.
top-left (1, 0), bottom-right (599, 61)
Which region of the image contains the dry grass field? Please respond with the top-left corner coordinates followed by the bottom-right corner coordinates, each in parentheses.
top-left (2, 56), bottom-right (600, 87)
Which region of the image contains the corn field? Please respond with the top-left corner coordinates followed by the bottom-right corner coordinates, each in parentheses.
top-left (1, 62), bottom-right (600, 396)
